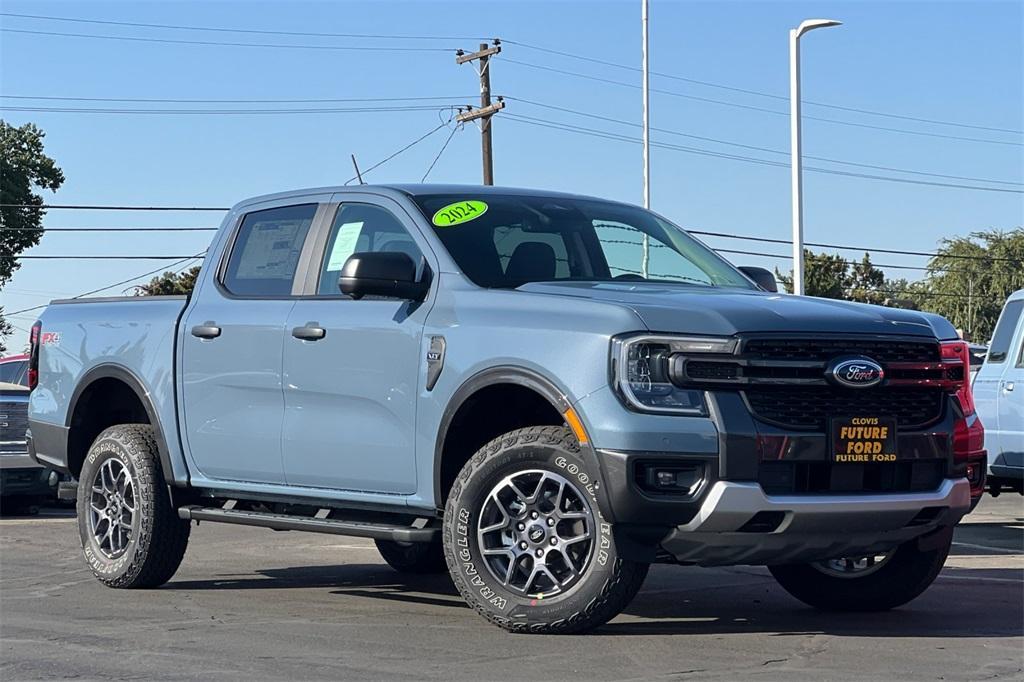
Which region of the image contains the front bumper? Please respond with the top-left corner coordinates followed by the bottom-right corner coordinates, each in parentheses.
top-left (659, 477), bottom-right (970, 566)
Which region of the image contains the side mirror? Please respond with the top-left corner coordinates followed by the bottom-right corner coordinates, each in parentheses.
top-left (738, 266), bottom-right (778, 293)
top-left (338, 252), bottom-right (428, 301)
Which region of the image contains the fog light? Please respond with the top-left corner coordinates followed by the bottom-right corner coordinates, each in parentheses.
top-left (638, 462), bottom-right (704, 495)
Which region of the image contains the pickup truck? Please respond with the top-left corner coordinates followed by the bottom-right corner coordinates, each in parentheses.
top-left (26, 184), bottom-right (985, 634)
top-left (974, 289), bottom-right (1023, 495)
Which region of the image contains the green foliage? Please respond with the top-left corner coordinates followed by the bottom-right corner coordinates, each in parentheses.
top-left (0, 120), bottom-right (64, 353)
top-left (0, 309), bottom-right (13, 354)
top-left (906, 229), bottom-right (1024, 342)
top-left (134, 266), bottom-right (201, 296)
top-left (775, 250), bottom-right (890, 304)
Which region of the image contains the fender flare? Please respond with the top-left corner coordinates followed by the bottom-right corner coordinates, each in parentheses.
top-left (432, 366), bottom-right (613, 519)
top-left (67, 363), bottom-right (180, 485)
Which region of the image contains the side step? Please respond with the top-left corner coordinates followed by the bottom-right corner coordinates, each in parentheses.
top-left (177, 505), bottom-right (439, 543)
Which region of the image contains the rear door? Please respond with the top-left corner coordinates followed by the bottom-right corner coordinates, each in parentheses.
top-left (976, 298), bottom-right (1024, 468)
top-left (995, 303), bottom-right (1024, 463)
top-left (281, 195), bottom-right (435, 493)
top-left (180, 200), bottom-right (325, 484)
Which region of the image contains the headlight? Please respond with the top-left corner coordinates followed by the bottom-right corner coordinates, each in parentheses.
top-left (612, 334), bottom-right (737, 414)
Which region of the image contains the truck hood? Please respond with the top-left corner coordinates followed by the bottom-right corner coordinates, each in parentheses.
top-left (517, 282), bottom-right (957, 338)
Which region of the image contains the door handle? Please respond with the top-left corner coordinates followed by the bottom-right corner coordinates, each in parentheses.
top-left (191, 324), bottom-right (221, 339)
top-left (1004, 381), bottom-right (1015, 392)
top-left (292, 325), bottom-right (326, 341)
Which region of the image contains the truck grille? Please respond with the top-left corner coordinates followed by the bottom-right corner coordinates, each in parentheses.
top-left (743, 338), bottom-right (939, 363)
top-left (744, 386), bottom-right (945, 431)
top-left (0, 399), bottom-right (29, 453)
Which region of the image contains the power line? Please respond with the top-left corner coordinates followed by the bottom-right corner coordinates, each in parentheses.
top-left (345, 120), bottom-right (451, 184)
top-left (506, 97), bottom-right (1023, 187)
top-left (5, 253), bottom-right (207, 316)
top-left (1, 94), bottom-right (477, 104)
top-left (501, 113), bottom-right (1024, 194)
top-left (501, 39), bottom-right (1022, 136)
top-left (3, 226), bottom-right (217, 232)
top-left (502, 59), bottom-right (1023, 147)
top-left (0, 204), bottom-right (229, 210)
top-left (0, 27), bottom-right (457, 52)
top-left (2, 255), bottom-right (206, 260)
top-left (421, 123), bottom-right (463, 182)
top-left (0, 104), bottom-right (460, 115)
top-left (0, 11), bottom-right (489, 41)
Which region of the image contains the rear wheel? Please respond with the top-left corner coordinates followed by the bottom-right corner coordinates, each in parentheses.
top-left (375, 539), bottom-right (447, 574)
top-left (443, 426), bottom-right (648, 634)
top-left (77, 425), bottom-right (190, 588)
top-left (769, 526), bottom-right (953, 611)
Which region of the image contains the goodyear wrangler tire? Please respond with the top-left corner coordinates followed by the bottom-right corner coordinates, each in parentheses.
top-left (768, 525), bottom-right (953, 611)
top-left (443, 426), bottom-right (649, 634)
top-left (77, 425), bottom-right (190, 588)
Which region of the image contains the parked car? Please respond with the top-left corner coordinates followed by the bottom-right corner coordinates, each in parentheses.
top-left (0, 354), bottom-right (29, 387)
top-left (968, 344), bottom-right (988, 383)
top-left (1, 380), bottom-right (59, 511)
top-left (26, 185), bottom-right (984, 634)
top-left (973, 289), bottom-right (1024, 496)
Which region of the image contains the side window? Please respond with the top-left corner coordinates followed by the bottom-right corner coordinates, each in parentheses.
top-left (222, 204), bottom-right (317, 297)
top-left (986, 299), bottom-right (1024, 363)
top-left (594, 220), bottom-right (714, 285)
top-left (317, 203), bottom-right (423, 295)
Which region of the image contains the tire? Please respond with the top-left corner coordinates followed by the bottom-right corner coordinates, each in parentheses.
top-left (375, 539), bottom-right (447, 574)
top-left (443, 425), bottom-right (649, 634)
top-left (77, 424), bottom-right (190, 588)
top-left (768, 525), bottom-right (953, 611)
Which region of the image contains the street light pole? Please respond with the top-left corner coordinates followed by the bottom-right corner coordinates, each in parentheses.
top-left (641, 0), bottom-right (651, 277)
top-left (789, 18), bottom-right (841, 296)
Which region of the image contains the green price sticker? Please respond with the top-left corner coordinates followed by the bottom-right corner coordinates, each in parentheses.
top-left (432, 200), bottom-right (488, 227)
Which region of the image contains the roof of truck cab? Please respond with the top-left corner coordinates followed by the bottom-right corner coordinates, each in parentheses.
top-left (232, 184), bottom-right (631, 211)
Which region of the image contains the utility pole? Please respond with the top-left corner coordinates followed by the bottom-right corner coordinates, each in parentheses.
top-left (457, 41), bottom-right (504, 185)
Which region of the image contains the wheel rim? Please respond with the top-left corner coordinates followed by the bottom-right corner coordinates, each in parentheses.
top-left (813, 552), bottom-right (894, 579)
top-left (477, 469), bottom-right (595, 598)
top-left (88, 458), bottom-right (137, 559)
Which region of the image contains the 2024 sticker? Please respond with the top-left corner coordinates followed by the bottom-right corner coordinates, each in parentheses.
top-left (432, 200), bottom-right (488, 227)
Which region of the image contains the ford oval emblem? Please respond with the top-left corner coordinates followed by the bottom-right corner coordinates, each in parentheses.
top-left (826, 356), bottom-right (885, 389)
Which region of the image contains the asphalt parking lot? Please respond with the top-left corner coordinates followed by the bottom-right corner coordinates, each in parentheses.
top-left (1, 496), bottom-right (1021, 681)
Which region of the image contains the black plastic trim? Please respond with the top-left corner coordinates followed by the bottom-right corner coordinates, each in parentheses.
top-left (25, 420), bottom-right (69, 472)
top-left (66, 363), bottom-right (181, 485)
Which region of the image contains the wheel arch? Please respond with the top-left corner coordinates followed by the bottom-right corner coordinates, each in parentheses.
top-left (432, 366), bottom-right (610, 516)
top-left (66, 364), bottom-right (177, 484)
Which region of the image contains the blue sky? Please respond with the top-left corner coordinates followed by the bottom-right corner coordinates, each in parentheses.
top-left (2, 0), bottom-right (1022, 343)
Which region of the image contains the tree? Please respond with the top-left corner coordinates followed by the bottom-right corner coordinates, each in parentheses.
top-left (907, 229), bottom-right (1024, 342)
top-left (134, 266), bottom-right (201, 296)
top-left (775, 250), bottom-right (890, 303)
top-left (0, 121), bottom-right (64, 353)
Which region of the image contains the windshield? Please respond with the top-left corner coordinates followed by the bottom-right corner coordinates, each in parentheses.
top-left (412, 194), bottom-right (754, 290)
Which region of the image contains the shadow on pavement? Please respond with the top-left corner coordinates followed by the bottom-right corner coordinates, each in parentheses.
top-left (166, 564), bottom-right (465, 609)
top-left (952, 520), bottom-right (1024, 555)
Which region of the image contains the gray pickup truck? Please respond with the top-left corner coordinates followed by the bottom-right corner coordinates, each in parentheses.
top-left (26, 184), bottom-right (986, 634)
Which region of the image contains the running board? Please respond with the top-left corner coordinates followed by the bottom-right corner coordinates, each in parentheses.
top-left (177, 505), bottom-right (438, 543)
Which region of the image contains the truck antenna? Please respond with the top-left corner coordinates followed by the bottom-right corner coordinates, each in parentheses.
top-left (351, 154), bottom-right (365, 185)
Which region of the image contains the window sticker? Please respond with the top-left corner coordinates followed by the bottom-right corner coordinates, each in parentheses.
top-left (326, 221), bottom-right (364, 271)
top-left (432, 200), bottom-right (488, 227)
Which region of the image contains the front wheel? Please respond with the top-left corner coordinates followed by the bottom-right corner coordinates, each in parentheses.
top-left (443, 426), bottom-right (648, 634)
top-left (768, 526), bottom-right (953, 611)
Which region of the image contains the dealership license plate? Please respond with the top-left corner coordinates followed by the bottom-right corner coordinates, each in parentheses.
top-left (831, 417), bottom-right (898, 463)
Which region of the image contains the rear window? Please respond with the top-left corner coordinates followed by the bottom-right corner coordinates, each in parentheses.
top-left (987, 299), bottom-right (1023, 363)
top-left (222, 204), bottom-right (317, 297)
top-left (0, 360), bottom-right (28, 386)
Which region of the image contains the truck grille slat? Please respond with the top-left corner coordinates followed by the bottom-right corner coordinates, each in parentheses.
top-left (744, 386), bottom-right (945, 431)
